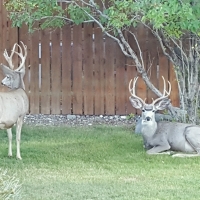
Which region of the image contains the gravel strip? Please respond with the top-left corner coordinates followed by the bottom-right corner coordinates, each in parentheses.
top-left (24, 114), bottom-right (136, 127)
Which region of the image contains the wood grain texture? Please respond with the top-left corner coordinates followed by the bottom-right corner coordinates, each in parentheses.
top-left (72, 25), bottom-right (83, 114)
top-left (115, 41), bottom-right (126, 115)
top-left (93, 25), bottom-right (105, 115)
top-left (51, 29), bottom-right (61, 114)
top-left (40, 29), bottom-right (51, 114)
top-left (61, 24), bottom-right (72, 114)
top-left (83, 23), bottom-right (94, 115)
top-left (29, 26), bottom-right (40, 114)
top-left (104, 36), bottom-right (115, 115)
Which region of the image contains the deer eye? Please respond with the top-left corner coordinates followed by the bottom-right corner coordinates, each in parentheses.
top-left (152, 110), bottom-right (155, 112)
top-left (142, 109), bottom-right (145, 112)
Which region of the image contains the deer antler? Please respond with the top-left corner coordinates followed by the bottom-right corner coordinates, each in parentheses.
top-left (152, 76), bottom-right (171, 105)
top-left (3, 41), bottom-right (27, 72)
top-left (13, 41), bottom-right (27, 72)
top-left (129, 76), bottom-right (171, 105)
top-left (3, 43), bottom-right (18, 70)
top-left (129, 77), bottom-right (146, 104)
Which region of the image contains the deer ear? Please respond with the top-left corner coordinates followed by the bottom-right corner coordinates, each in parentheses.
top-left (0, 64), bottom-right (13, 75)
top-left (129, 96), bottom-right (143, 110)
top-left (154, 98), bottom-right (170, 111)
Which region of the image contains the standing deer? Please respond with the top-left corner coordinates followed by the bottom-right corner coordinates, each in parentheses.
top-left (129, 76), bottom-right (200, 157)
top-left (0, 41), bottom-right (29, 159)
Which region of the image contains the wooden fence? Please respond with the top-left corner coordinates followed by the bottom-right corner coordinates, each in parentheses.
top-left (0, 1), bottom-right (179, 115)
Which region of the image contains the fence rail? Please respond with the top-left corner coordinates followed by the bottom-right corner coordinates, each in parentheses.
top-left (0, 1), bottom-right (179, 115)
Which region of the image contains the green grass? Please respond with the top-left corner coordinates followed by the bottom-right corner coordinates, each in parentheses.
top-left (0, 125), bottom-right (200, 199)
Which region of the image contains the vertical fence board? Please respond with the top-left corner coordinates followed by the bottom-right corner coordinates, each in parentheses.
top-left (61, 25), bottom-right (72, 114)
top-left (126, 29), bottom-right (138, 115)
top-left (93, 25), bottom-right (105, 115)
top-left (72, 25), bottom-right (83, 114)
top-left (60, 1), bottom-right (72, 114)
top-left (83, 23), bottom-right (94, 115)
top-left (169, 63), bottom-right (179, 107)
top-left (126, 60), bottom-right (137, 115)
top-left (0, 1), bottom-right (8, 92)
top-left (7, 20), bottom-right (18, 68)
top-left (0, 2), bottom-right (7, 64)
top-left (29, 28), bottom-right (40, 114)
top-left (158, 54), bottom-right (169, 95)
top-left (19, 24), bottom-right (31, 105)
top-left (135, 25), bottom-right (147, 115)
top-left (0, 2), bottom-right (4, 91)
top-left (41, 30), bottom-right (51, 114)
top-left (104, 36), bottom-right (115, 115)
top-left (51, 29), bottom-right (61, 114)
top-left (147, 30), bottom-right (159, 103)
top-left (115, 42), bottom-right (126, 115)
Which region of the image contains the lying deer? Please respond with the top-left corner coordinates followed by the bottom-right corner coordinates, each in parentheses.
top-left (129, 76), bottom-right (200, 157)
top-left (0, 42), bottom-right (29, 159)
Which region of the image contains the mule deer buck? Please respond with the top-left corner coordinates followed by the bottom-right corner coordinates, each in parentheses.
top-left (0, 41), bottom-right (29, 159)
top-left (129, 76), bottom-right (200, 157)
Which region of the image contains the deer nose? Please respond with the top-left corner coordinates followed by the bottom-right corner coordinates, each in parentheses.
top-left (145, 117), bottom-right (151, 121)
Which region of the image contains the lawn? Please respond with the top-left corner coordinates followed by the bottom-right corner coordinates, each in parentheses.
top-left (0, 125), bottom-right (200, 200)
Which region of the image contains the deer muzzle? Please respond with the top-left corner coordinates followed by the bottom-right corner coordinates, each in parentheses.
top-left (145, 116), bottom-right (151, 121)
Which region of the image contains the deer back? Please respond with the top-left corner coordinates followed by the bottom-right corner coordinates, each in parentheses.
top-left (155, 121), bottom-right (195, 151)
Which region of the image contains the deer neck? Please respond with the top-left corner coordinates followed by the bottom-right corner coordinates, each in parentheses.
top-left (141, 119), bottom-right (157, 139)
top-left (18, 74), bottom-right (25, 90)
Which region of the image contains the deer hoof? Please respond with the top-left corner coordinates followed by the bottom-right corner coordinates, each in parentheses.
top-left (16, 156), bottom-right (22, 160)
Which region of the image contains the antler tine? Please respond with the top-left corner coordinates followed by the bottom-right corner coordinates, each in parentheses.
top-left (14, 41), bottom-right (27, 72)
top-left (152, 76), bottom-right (171, 105)
top-left (129, 77), bottom-right (146, 104)
top-left (129, 77), bottom-right (137, 96)
top-left (3, 43), bottom-right (18, 70)
top-left (162, 75), bottom-right (166, 95)
top-left (162, 76), bottom-right (171, 96)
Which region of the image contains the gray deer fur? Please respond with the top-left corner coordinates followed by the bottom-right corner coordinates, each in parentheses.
top-left (0, 42), bottom-right (29, 159)
top-left (1, 64), bottom-right (25, 89)
top-left (129, 76), bottom-right (200, 157)
top-left (135, 113), bottom-right (173, 134)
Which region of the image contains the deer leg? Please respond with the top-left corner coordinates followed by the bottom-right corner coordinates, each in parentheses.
top-left (147, 144), bottom-right (171, 155)
top-left (173, 127), bottom-right (200, 158)
top-left (16, 117), bottom-right (23, 160)
top-left (7, 128), bottom-right (12, 157)
top-left (172, 154), bottom-right (200, 158)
